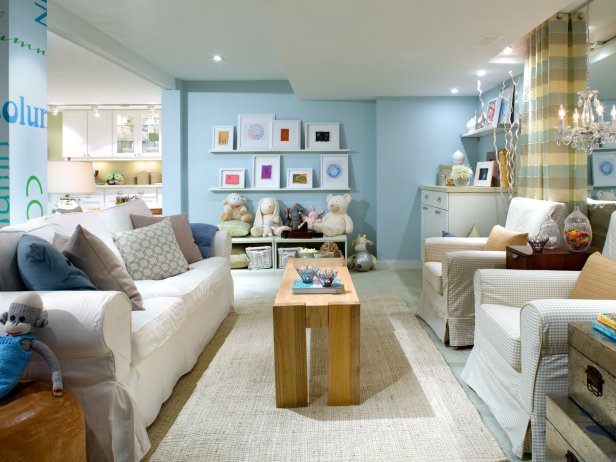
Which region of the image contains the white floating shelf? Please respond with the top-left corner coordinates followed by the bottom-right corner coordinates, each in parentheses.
top-left (460, 124), bottom-right (507, 138)
top-left (209, 187), bottom-right (351, 192)
top-left (209, 148), bottom-right (351, 154)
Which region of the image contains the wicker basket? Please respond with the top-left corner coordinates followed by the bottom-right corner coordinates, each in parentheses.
top-left (278, 247), bottom-right (302, 269)
top-left (245, 246), bottom-right (272, 270)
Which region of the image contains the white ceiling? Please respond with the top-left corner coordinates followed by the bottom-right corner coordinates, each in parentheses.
top-left (47, 0), bottom-right (616, 104)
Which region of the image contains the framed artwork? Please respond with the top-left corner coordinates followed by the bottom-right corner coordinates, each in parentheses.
top-left (253, 155), bottom-right (280, 188)
top-left (219, 168), bottom-right (245, 189)
top-left (592, 152), bottom-right (616, 187)
top-left (321, 154), bottom-right (349, 189)
top-left (474, 161), bottom-right (494, 187)
top-left (498, 86), bottom-right (514, 125)
top-left (272, 120), bottom-right (301, 149)
top-left (485, 97), bottom-right (501, 126)
top-left (287, 168), bottom-right (313, 189)
top-left (212, 125), bottom-right (234, 150)
top-left (305, 123), bottom-right (340, 150)
top-left (237, 113), bottom-right (275, 150)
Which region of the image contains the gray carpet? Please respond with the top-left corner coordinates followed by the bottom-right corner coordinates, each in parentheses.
top-left (145, 294), bottom-right (505, 461)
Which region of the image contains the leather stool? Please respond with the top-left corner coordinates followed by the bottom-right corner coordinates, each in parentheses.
top-left (0, 380), bottom-right (86, 461)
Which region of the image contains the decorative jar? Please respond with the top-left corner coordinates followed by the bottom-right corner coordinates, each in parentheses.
top-left (563, 206), bottom-right (592, 252)
top-left (539, 217), bottom-right (560, 249)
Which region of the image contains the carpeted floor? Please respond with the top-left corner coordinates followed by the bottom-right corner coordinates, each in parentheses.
top-left (144, 293), bottom-right (505, 461)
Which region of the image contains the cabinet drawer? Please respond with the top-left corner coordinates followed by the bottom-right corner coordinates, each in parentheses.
top-left (421, 190), bottom-right (448, 209)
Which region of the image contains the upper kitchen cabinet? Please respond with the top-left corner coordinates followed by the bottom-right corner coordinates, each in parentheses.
top-left (62, 110), bottom-right (88, 158)
top-left (113, 110), bottom-right (161, 159)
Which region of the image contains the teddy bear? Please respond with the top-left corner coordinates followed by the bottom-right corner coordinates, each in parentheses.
top-left (347, 234), bottom-right (377, 271)
top-left (312, 193), bottom-right (353, 236)
top-left (0, 293), bottom-right (63, 398)
top-left (221, 193), bottom-right (252, 222)
top-left (250, 197), bottom-right (291, 237)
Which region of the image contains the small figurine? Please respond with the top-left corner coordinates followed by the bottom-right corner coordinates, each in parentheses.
top-left (347, 234), bottom-right (377, 271)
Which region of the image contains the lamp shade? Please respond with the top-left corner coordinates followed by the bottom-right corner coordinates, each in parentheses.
top-left (47, 161), bottom-right (96, 194)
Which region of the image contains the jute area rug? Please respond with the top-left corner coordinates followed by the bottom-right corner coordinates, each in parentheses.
top-left (145, 294), bottom-right (505, 461)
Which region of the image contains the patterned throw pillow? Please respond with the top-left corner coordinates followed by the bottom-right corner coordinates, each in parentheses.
top-left (112, 217), bottom-right (188, 280)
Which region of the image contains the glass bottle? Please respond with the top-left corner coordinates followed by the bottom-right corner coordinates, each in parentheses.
top-left (539, 217), bottom-right (560, 249)
top-left (563, 206), bottom-right (592, 252)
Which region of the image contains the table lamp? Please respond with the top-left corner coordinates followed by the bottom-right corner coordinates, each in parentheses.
top-left (47, 161), bottom-right (96, 213)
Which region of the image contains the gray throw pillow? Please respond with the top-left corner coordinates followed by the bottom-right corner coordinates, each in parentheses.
top-left (130, 213), bottom-right (203, 264)
top-left (112, 217), bottom-right (188, 280)
top-left (61, 225), bottom-right (144, 310)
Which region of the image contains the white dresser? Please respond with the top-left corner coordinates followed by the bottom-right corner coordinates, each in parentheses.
top-left (419, 186), bottom-right (507, 241)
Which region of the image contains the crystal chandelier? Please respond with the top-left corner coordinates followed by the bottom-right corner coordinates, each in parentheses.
top-left (555, 4), bottom-right (616, 155)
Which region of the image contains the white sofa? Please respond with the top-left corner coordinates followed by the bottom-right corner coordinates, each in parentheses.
top-left (0, 200), bottom-right (234, 462)
top-left (461, 211), bottom-right (616, 461)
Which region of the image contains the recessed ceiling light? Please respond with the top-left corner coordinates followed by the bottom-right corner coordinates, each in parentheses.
top-left (212, 54), bottom-right (223, 63)
top-left (503, 45), bottom-right (513, 55)
top-left (477, 70), bottom-right (486, 77)
top-left (450, 88), bottom-right (459, 94)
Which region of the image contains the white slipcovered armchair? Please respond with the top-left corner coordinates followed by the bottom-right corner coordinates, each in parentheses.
top-left (416, 197), bottom-right (566, 346)
top-left (461, 211), bottom-right (616, 461)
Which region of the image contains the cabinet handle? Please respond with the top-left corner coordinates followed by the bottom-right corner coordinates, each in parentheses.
top-left (422, 206), bottom-right (428, 210)
top-left (424, 194), bottom-right (428, 200)
top-left (434, 210), bottom-right (441, 215)
top-left (586, 365), bottom-right (604, 397)
top-left (511, 253), bottom-right (519, 259)
top-left (436, 197), bottom-right (442, 202)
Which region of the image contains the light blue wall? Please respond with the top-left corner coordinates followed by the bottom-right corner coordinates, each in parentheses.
top-left (184, 84), bottom-right (377, 241)
top-left (376, 97), bottom-right (477, 262)
top-left (162, 89), bottom-right (182, 214)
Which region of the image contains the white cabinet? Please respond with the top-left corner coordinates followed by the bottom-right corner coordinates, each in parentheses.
top-left (87, 111), bottom-right (113, 158)
top-left (420, 186), bottom-right (507, 243)
top-left (62, 111), bottom-right (88, 158)
top-left (48, 185), bottom-right (162, 213)
top-left (113, 110), bottom-right (161, 158)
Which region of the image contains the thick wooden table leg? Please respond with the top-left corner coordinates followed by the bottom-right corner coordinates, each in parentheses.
top-left (328, 303), bottom-right (360, 405)
top-left (273, 304), bottom-right (308, 408)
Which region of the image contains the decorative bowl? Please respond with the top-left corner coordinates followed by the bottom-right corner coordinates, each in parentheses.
top-left (295, 265), bottom-right (318, 283)
top-left (316, 268), bottom-right (338, 287)
top-left (527, 234), bottom-right (549, 253)
top-left (313, 251), bottom-right (334, 258)
top-left (298, 248), bottom-right (317, 258)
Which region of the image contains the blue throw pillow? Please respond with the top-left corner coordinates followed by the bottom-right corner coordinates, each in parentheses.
top-left (190, 223), bottom-right (219, 258)
top-left (17, 235), bottom-right (97, 291)
top-left (442, 230), bottom-right (457, 237)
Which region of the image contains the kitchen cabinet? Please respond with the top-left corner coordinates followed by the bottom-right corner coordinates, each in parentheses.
top-left (87, 111), bottom-right (113, 158)
top-left (62, 111), bottom-right (88, 158)
top-left (113, 110), bottom-right (161, 158)
top-left (48, 185), bottom-right (163, 213)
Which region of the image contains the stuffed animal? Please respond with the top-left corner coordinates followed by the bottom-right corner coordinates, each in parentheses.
top-left (312, 193), bottom-right (353, 236)
top-left (289, 203), bottom-right (304, 230)
top-left (0, 293), bottom-right (63, 398)
top-left (303, 206), bottom-right (323, 231)
top-left (347, 234), bottom-right (377, 271)
top-left (262, 215), bottom-right (274, 237)
top-left (251, 197), bottom-right (291, 237)
top-left (221, 193), bottom-right (252, 222)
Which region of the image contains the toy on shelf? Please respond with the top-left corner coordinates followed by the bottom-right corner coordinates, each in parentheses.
top-left (285, 203), bottom-right (305, 231)
top-left (251, 197), bottom-right (290, 237)
top-left (320, 241), bottom-right (341, 257)
top-left (312, 193), bottom-right (353, 237)
top-left (348, 234), bottom-right (376, 271)
top-left (221, 193), bottom-right (252, 222)
top-left (302, 205), bottom-right (323, 231)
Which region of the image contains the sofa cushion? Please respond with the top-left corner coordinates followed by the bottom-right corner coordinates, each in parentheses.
top-left (190, 223), bottom-right (219, 259)
top-left (571, 252), bottom-right (616, 300)
top-left (505, 197), bottom-right (565, 234)
top-left (61, 225), bottom-right (144, 310)
top-left (217, 220), bottom-right (251, 237)
top-left (130, 214), bottom-right (203, 264)
top-left (484, 225), bottom-right (528, 251)
top-left (423, 262), bottom-right (443, 295)
top-left (587, 199), bottom-right (616, 251)
top-left (17, 235), bottom-right (97, 291)
top-left (112, 218), bottom-right (188, 280)
top-left (477, 303), bottom-right (522, 371)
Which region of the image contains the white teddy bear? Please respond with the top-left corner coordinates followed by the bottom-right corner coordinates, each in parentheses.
top-left (250, 197), bottom-right (291, 237)
top-left (312, 193), bottom-right (353, 236)
top-left (221, 193), bottom-right (252, 222)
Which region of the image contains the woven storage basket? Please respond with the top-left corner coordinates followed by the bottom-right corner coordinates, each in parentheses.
top-left (245, 246), bottom-right (272, 270)
top-left (278, 247), bottom-right (302, 269)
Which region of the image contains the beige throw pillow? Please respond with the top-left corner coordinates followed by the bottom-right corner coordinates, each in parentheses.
top-left (571, 252), bottom-right (616, 300)
top-left (130, 214), bottom-right (203, 264)
top-left (61, 225), bottom-right (144, 310)
top-left (484, 225), bottom-right (528, 251)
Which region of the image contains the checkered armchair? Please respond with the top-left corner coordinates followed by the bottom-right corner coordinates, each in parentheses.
top-left (416, 197), bottom-right (566, 346)
top-left (461, 211), bottom-right (616, 461)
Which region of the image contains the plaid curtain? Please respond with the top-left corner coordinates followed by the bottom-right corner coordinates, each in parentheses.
top-left (519, 13), bottom-right (588, 213)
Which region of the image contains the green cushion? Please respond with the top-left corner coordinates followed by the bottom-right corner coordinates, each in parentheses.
top-left (218, 220), bottom-right (251, 237)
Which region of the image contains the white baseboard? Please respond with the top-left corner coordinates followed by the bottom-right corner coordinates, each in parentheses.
top-left (376, 260), bottom-right (422, 270)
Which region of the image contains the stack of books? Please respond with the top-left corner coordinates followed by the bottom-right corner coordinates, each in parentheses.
top-left (592, 313), bottom-right (616, 341)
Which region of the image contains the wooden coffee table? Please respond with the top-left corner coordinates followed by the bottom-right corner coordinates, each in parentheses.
top-left (273, 257), bottom-right (360, 408)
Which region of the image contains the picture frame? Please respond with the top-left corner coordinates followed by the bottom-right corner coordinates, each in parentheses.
top-left (305, 123), bottom-right (340, 150)
top-left (287, 168), bottom-right (313, 189)
top-left (219, 168), bottom-right (245, 189)
top-left (237, 113), bottom-right (275, 150)
top-left (498, 86), bottom-right (514, 125)
top-left (592, 151), bottom-right (616, 187)
top-left (212, 125), bottom-right (234, 151)
top-left (321, 154), bottom-right (349, 189)
top-left (474, 161), bottom-right (494, 187)
top-left (485, 97), bottom-right (501, 126)
top-left (253, 155), bottom-right (280, 188)
top-left (272, 120), bottom-right (301, 150)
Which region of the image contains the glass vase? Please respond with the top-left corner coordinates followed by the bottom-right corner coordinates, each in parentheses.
top-left (539, 217), bottom-right (560, 249)
top-left (453, 176), bottom-right (471, 186)
top-left (563, 206), bottom-right (592, 252)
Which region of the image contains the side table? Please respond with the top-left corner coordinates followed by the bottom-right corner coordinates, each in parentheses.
top-left (506, 245), bottom-right (595, 270)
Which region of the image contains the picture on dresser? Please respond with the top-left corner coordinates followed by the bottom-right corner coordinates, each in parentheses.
top-left (272, 120), bottom-right (301, 149)
top-left (212, 126), bottom-right (234, 150)
top-left (321, 154), bottom-right (348, 189)
top-left (238, 114), bottom-right (275, 149)
top-left (253, 155), bottom-right (280, 188)
top-left (592, 152), bottom-right (616, 187)
top-left (219, 168), bottom-right (245, 189)
top-left (474, 161), bottom-right (494, 187)
top-left (306, 123), bottom-right (340, 150)
top-left (287, 168), bottom-right (313, 189)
